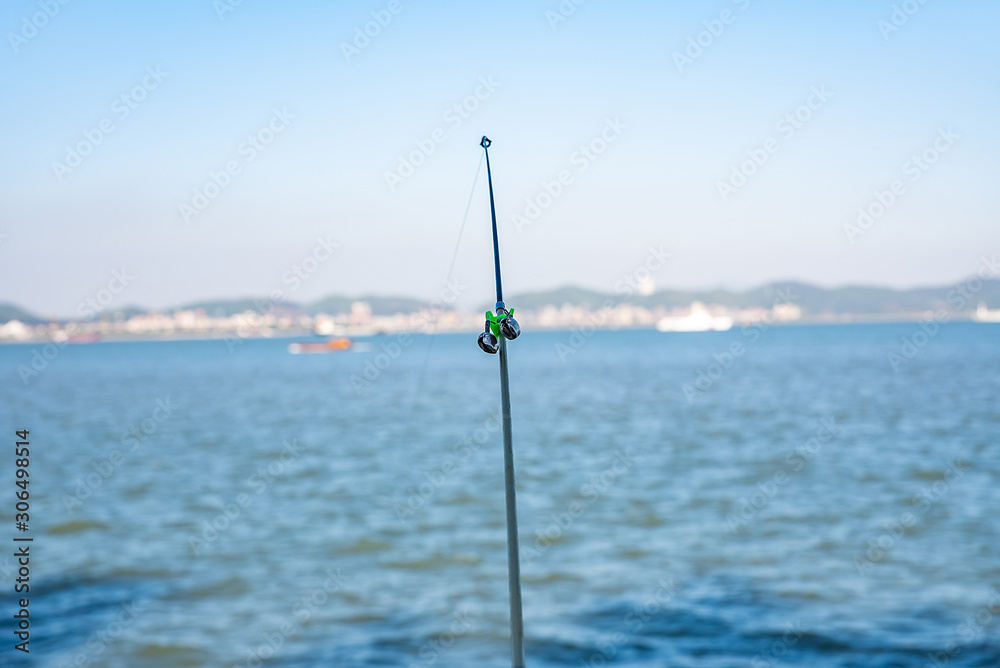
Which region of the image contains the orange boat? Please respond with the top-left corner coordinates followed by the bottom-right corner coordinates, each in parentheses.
top-left (287, 337), bottom-right (352, 354)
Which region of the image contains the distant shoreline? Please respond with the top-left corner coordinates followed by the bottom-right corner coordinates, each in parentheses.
top-left (1, 317), bottom-right (996, 346)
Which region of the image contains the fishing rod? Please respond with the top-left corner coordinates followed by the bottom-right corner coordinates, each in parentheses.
top-left (476, 135), bottom-right (525, 668)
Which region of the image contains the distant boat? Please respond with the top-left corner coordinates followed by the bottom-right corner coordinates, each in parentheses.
top-left (656, 301), bottom-right (733, 332)
top-left (287, 337), bottom-right (352, 354)
top-left (974, 303), bottom-right (1000, 323)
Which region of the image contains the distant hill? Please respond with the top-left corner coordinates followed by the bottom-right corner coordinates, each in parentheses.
top-left (0, 303), bottom-right (41, 324)
top-left (3, 280), bottom-right (998, 324)
top-left (502, 279), bottom-right (1000, 317)
top-left (306, 295), bottom-right (433, 316)
top-left (177, 298), bottom-right (306, 318)
top-left (93, 305), bottom-right (149, 320)
top-left (303, 295), bottom-right (351, 316)
top-left (495, 286), bottom-right (610, 310)
top-left (156, 294), bottom-right (437, 318)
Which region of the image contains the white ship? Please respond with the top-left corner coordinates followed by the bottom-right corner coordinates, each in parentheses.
top-left (974, 303), bottom-right (1000, 323)
top-left (656, 301), bottom-right (733, 332)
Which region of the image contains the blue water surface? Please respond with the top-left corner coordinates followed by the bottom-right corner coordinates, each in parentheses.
top-left (0, 323), bottom-right (998, 667)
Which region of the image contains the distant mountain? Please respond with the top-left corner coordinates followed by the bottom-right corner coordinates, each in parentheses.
top-left (502, 279), bottom-right (1000, 317)
top-left (303, 295), bottom-right (351, 316)
top-left (0, 303), bottom-right (41, 324)
top-left (305, 295), bottom-right (433, 316)
top-left (3, 280), bottom-right (997, 325)
top-left (177, 298), bottom-right (306, 318)
top-left (170, 294), bottom-right (437, 318)
top-left (493, 286), bottom-right (611, 310)
top-left (93, 305), bottom-right (150, 320)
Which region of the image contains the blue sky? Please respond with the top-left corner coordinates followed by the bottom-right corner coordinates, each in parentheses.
top-left (1, 0), bottom-right (998, 316)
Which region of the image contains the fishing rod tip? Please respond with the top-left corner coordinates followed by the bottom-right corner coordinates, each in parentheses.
top-left (480, 136), bottom-right (491, 148)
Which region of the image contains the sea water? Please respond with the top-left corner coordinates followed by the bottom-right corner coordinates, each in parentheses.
top-left (0, 323), bottom-right (997, 667)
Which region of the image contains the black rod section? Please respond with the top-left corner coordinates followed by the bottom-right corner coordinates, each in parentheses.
top-left (481, 136), bottom-right (503, 306)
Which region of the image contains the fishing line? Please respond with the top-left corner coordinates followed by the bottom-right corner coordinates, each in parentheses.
top-left (443, 151), bottom-right (485, 290)
top-left (405, 152), bottom-right (485, 419)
